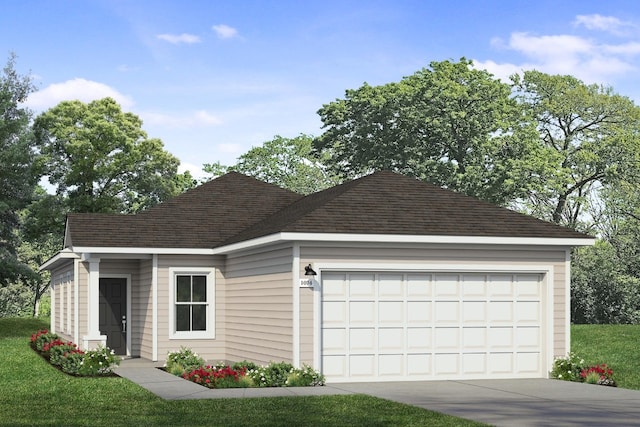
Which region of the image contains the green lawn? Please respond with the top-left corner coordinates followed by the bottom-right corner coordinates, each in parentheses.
top-left (571, 324), bottom-right (640, 390)
top-left (0, 318), bottom-right (484, 427)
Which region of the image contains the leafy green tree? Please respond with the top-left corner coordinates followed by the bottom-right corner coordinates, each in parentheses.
top-left (33, 97), bottom-right (185, 214)
top-left (0, 53), bottom-right (38, 286)
top-left (512, 71), bottom-right (640, 230)
top-left (204, 134), bottom-right (339, 194)
top-left (314, 58), bottom-right (538, 205)
top-left (571, 241), bottom-right (640, 324)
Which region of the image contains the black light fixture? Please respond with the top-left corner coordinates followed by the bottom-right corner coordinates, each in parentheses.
top-left (304, 264), bottom-right (317, 276)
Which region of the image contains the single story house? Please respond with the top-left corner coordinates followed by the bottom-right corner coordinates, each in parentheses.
top-left (41, 171), bottom-right (594, 382)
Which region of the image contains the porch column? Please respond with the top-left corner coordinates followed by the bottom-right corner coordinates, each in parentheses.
top-left (82, 257), bottom-right (107, 350)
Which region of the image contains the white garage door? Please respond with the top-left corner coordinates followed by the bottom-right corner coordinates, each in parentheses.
top-left (321, 272), bottom-right (545, 382)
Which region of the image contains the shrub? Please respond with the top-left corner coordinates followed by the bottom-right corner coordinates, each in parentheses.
top-left (182, 365), bottom-right (249, 389)
top-left (80, 346), bottom-right (120, 375)
top-left (60, 352), bottom-right (85, 375)
top-left (581, 364), bottom-right (617, 387)
top-left (286, 364), bottom-right (326, 387)
top-left (550, 352), bottom-right (585, 381)
top-left (165, 347), bottom-right (205, 375)
top-left (31, 329), bottom-right (59, 352)
top-left (44, 340), bottom-right (79, 365)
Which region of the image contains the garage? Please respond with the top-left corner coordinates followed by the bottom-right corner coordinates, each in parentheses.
top-left (321, 271), bottom-right (546, 382)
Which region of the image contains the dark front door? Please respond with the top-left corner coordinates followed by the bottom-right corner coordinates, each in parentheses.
top-left (99, 278), bottom-right (127, 355)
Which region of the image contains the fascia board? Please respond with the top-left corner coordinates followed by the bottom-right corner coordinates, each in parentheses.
top-left (70, 247), bottom-right (216, 255)
top-left (212, 232), bottom-right (596, 254)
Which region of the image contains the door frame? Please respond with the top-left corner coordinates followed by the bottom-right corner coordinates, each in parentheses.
top-left (99, 273), bottom-right (132, 356)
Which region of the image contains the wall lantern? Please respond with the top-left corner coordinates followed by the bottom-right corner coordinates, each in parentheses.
top-left (304, 264), bottom-right (317, 276)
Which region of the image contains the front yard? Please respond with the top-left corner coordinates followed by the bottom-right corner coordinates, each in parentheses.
top-left (0, 318), bottom-right (484, 427)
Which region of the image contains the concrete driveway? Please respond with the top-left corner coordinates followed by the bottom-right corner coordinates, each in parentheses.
top-left (116, 362), bottom-right (640, 427)
top-left (331, 379), bottom-right (640, 427)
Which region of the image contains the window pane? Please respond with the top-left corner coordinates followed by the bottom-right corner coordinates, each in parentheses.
top-left (176, 276), bottom-right (191, 302)
top-left (176, 305), bottom-right (191, 331)
top-left (192, 305), bottom-right (207, 331)
top-left (192, 276), bottom-right (207, 302)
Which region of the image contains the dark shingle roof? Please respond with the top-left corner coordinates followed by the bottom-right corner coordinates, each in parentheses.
top-left (222, 171), bottom-right (590, 245)
top-left (65, 172), bottom-right (302, 248)
top-left (65, 170), bottom-right (591, 249)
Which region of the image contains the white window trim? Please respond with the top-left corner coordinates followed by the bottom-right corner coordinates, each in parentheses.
top-left (168, 267), bottom-right (216, 340)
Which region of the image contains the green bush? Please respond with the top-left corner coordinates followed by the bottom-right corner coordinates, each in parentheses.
top-left (80, 346), bottom-right (120, 375)
top-left (165, 347), bottom-right (205, 375)
top-left (550, 352), bottom-right (586, 381)
top-left (30, 329), bottom-right (59, 352)
top-left (286, 363), bottom-right (326, 387)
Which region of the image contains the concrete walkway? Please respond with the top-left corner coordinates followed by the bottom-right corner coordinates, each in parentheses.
top-left (115, 360), bottom-right (640, 427)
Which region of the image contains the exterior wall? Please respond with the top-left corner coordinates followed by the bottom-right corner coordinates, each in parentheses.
top-left (298, 243), bottom-right (570, 368)
top-left (224, 244), bottom-right (294, 364)
top-left (49, 262), bottom-right (74, 343)
top-left (155, 254), bottom-right (226, 362)
top-left (137, 259), bottom-right (153, 359)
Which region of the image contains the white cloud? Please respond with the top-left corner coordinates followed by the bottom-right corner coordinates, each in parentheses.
top-left (141, 110), bottom-right (223, 128)
top-left (156, 33), bottom-right (201, 44)
top-left (25, 78), bottom-right (134, 111)
top-left (178, 161), bottom-right (208, 180)
top-left (212, 24), bottom-right (238, 39)
top-left (574, 14), bottom-right (631, 35)
top-left (472, 59), bottom-right (526, 82)
top-left (482, 31), bottom-right (638, 84)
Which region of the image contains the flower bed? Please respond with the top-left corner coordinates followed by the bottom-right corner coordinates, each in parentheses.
top-left (30, 329), bottom-right (120, 376)
top-left (165, 347), bottom-right (325, 389)
top-left (550, 352), bottom-right (617, 387)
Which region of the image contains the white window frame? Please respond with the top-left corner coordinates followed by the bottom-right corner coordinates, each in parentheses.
top-left (168, 267), bottom-right (215, 340)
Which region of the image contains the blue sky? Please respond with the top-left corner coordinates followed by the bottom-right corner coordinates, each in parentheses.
top-left (4, 1), bottom-right (640, 178)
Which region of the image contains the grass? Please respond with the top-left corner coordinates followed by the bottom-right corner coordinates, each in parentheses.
top-left (571, 324), bottom-right (640, 390)
top-left (0, 318), bottom-right (484, 427)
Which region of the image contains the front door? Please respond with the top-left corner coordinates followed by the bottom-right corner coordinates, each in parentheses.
top-left (99, 278), bottom-right (127, 355)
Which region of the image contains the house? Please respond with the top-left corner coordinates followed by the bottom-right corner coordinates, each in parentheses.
top-left (40, 171), bottom-right (594, 382)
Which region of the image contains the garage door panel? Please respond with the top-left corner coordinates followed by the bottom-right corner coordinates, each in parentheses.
top-left (379, 354), bottom-right (403, 376)
top-left (407, 301), bottom-right (430, 324)
top-left (516, 301), bottom-right (540, 323)
top-left (379, 301), bottom-right (403, 324)
top-left (434, 274), bottom-right (460, 297)
top-left (322, 355), bottom-right (347, 377)
top-left (349, 328), bottom-right (375, 352)
top-left (350, 301), bottom-right (375, 325)
top-left (488, 353), bottom-right (514, 374)
top-left (407, 327), bottom-right (431, 351)
top-left (463, 327), bottom-right (486, 349)
top-left (349, 274), bottom-right (376, 297)
top-left (323, 328), bottom-right (347, 353)
top-left (434, 327), bottom-right (459, 351)
top-left (350, 355), bottom-right (375, 376)
top-left (435, 353), bottom-right (459, 375)
top-left (379, 274), bottom-right (403, 298)
top-left (463, 301), bottom-right (486, 323)
top-left (322, 272), bottom-right (545, 382)
top-left (462, 353), bottom-right (486, 374)
top-left (434, 301), bottom-right (459, 324)
top-left (517, 352), bottom-right (540, 374)
top-left (407, 354), bottom-right (431, 375)
top-left (407, 274), bottom-right (432, 299)
top-left (488, 301), bottom-right (513, 323)
top-left (379, 327), bottom-right (404, 351)
top-left (322, 274), bottom-right (347, 298)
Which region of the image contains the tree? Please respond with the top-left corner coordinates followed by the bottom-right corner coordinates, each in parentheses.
top-left (33, 97), bottom-right (184, 214)
top-left (0, 53), bottom-right (38, 286)
top-left (203, 134), bottom-right (339, 194)
top-left (314, 58), bottom-right (538, 205)
top-left (512, 71), bottom-right (640, 230)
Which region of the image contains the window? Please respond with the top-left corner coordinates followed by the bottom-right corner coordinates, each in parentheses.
top-left (169, 268), bottom-right (215, 339)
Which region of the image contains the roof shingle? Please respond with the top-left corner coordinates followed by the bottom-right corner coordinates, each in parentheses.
top-left (65, 170), bottom-right (591, 249)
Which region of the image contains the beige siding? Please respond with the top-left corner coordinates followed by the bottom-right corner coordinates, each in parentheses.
top-left (155, 254), bottom-right (226, 362)
top-left (226, 243), bottom-right (292, 278)
top-left (225, 271), bottom-right (293, 364)
top-left (299, 286), bottom-right (315, 365)
top-left (77, 262), bottom-right (88, 340)
top-left (49, 262), bottom-right (74, 342)
top-left (299, 244), bottom-right (570, 369)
